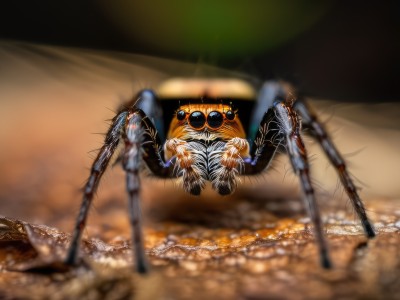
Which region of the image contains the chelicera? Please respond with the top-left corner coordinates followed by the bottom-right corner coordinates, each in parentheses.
top-left (65, 78), bottom-right (375, 273)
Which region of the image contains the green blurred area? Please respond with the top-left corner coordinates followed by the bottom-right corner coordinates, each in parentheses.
top-left (99, 1), bottom-right (331, 58)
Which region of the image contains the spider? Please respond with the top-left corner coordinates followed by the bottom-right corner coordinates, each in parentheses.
top-left (65, 78), bottom-right (375, 273)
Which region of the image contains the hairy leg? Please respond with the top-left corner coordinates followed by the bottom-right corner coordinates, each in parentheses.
top-left (123, 112), bottom-right (148, 273)
top-left (245, 93), bottom-right (332, 268)
top-left (65, 111), bottom-right (129, 265)
top-left (294, 100), bottom-right (375, 238)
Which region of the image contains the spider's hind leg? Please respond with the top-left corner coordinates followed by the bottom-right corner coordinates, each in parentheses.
top-left (65, 110), bottom-right (129, 266)
top-left (294, 100), bottom-right (376, 238)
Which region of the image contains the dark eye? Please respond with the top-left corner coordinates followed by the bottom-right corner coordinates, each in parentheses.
top-left (225, 110), bottom-right (235, 120)
top-left (176, 110), bottom-right (186, 121)
top-left (188, 111), bottom-right (206, 128)
top-left (207, 111), bottom-right (223, 128)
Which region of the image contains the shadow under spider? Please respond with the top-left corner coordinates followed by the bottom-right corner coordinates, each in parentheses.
top-left (143, 183), bottom-right (305, 230)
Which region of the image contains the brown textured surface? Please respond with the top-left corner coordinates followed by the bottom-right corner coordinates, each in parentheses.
top-left (0, 43), bottom-right (399, 299)
top-left (0, 194), bottom-right (399, 300)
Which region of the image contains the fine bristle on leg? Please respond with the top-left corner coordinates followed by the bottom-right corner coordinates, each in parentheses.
top-left (294, 100), bottom-right (376, 239)
top-left (65, 111), bottom-right (129, 266)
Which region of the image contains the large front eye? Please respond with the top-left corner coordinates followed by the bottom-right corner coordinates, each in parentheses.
top-left (188, 111), bottom-right (206, 128)
top-left (207, 111), bottom-right (223, 128)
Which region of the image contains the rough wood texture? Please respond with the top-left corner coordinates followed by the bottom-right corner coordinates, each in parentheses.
top-left (0, 193), bottom-right (398, 300)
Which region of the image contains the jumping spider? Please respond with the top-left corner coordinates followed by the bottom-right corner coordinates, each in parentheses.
top-left (65, 78), bottom-right (375, 272)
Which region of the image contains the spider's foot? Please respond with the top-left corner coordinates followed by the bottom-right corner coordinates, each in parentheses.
top-left (64, 248), bottom-right (81, 266)
top-left (321, 254), bottom-right (333, 269)
top-left (135, 259), bottom-right (149, 274)
top-left (363, 221), bottom-right (376, 238)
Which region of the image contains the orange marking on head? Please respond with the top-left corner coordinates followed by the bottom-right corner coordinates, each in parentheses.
top-left (167, 104), bottom-right (246, 141)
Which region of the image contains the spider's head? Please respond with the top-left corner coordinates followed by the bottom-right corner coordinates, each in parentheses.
top-left (167, 103), bottom-right (246, 142)
top-left (157, 77), bottom-right (256, 142)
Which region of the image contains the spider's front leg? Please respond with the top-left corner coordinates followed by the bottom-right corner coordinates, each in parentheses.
top-left (66, 91), bottom-right (171, 273)
top-left (244, 94), bottom-right (332, 268)
top-left (122, 112), bottom-right (148, 273)
top-left (275, 101), bottom-right (332, 268)
top-left (118, 109), bottom-right (172, 273)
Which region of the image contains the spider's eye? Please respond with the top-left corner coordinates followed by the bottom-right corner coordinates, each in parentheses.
top-left (176, 110), bottom-right (186, 121)
top-left (188, 111), bottom-right (206, 128)
top-left (207, 111), bottom-right (223, 128)
top-left (225, 110), bottom-right (235, 120)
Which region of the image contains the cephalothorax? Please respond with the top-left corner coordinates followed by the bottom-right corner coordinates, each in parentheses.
top-left (65, 78), bottom-right (375, 272)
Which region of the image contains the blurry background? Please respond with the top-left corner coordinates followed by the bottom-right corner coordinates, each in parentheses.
top-left (0, 0), bottom-right (398, 102)
top-left (0, 1), bottom-right (398, 228)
